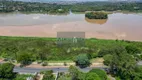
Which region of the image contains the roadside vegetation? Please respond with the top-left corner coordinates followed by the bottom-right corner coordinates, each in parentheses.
top-left (14, 74), bottom-right (34, 80)
top-left (41, 70), bottom-right (55, 80)
top-left (0, 63), bottom-right (34, 80)
top-left (0, 62), bottom-right (142, 80)
top-left (40, 66), bottom-right (109, 80)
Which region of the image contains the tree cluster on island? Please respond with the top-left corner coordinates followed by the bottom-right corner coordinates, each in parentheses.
top-left (85, 12), bottom-right (108, 19)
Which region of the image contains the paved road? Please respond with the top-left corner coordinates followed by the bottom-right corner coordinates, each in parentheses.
top-left (11, 61), bottom-right (142, 74)
top-left (0, 61), bottom-right (107, 74)
top-left (13, 66), bottom-right (107, 74)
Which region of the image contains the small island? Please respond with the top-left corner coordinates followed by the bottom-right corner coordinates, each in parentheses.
top-left (85, 12), bottom-right (108, 19)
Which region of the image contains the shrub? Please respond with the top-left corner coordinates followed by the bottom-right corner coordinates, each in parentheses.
top-left (103, 54), bottom-right (113, 66)
top-left (64, 62), bottom-right (67, 66)
top-left (85, 72), bottom-right (101, 80)
top-left (75, 54), bottom-right (91, 68)
top-left (42, 70), bottom-right (55, 80)
top-left (42, 62), bottom-right (48, 66)
top-left (90, 69), bottom-right (107, 80)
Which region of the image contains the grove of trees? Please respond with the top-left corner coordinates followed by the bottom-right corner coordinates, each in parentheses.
top-left (85, 12), bottom-right (108, 19)
top-left (0, 36), bottom-right (142, 64)
top-left (0, 36), bottom-right (142, 79)
top-left (102, 46), bottom-right (142, 80)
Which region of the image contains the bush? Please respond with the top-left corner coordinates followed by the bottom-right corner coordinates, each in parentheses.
top-left (98, 49), bottom-right (112, 57)
top-left (58, 73), bottom-right (72, 80)
top-left (42, 62), bottom-right (48, 66)
top-left (103, 54), bottom-right (113, 66)
top-left (115, 77), bottom-right (121, 80)
top-left (64, 62), bottom-right (67, 66)
top-left (85, 72), bottom-right (101, 80)
top-left (42, 70), bottom-right (55, 80)
top-left (90, 69), bottom-right (107, 80)
top-left (68, 65), bottom-right (80, 80)
top-left (75, 54), bottom-right (91, 68)
top-left (13, 74), bottom-right (33, 80)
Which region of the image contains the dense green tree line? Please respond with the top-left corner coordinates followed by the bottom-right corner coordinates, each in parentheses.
top-left (102, 46), bottom-right (142, 80)
top-left (0, 36), bottom-right (142, 62)
top-left (71, 2), bottom-right (142, 12)
top-left (0, 0), bottom-right (70, 14)
top-left (0, 1), bottom-right (142, 13)
top-left (0, 37), bottom-right (142, 79)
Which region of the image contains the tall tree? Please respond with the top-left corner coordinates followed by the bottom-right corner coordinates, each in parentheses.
top-left (75, 54), bottom-right (91, 68)
top-left (0, 63), bottom-right (15, 79)
top-left (104, 46), bottom-right (137, 79)
top-left (68, 65), bottom-right (80, 80)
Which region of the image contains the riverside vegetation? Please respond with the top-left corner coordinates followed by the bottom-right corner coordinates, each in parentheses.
top-left (0, 36), bottom-right (142, 79)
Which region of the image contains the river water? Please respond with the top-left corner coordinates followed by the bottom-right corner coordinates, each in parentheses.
top-left (0, 12), bottom-right (142, 41)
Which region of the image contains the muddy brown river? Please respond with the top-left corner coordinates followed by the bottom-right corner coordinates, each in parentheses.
top-left (0, 12), bottom-right (142, 41)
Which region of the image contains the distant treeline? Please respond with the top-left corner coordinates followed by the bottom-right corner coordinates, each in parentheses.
top-left (71, 2), bottom-right (142, 12)
top-left (0, 0), bottom-right (142, 13)
top-left (0, 0), bottom-right (70, 14)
